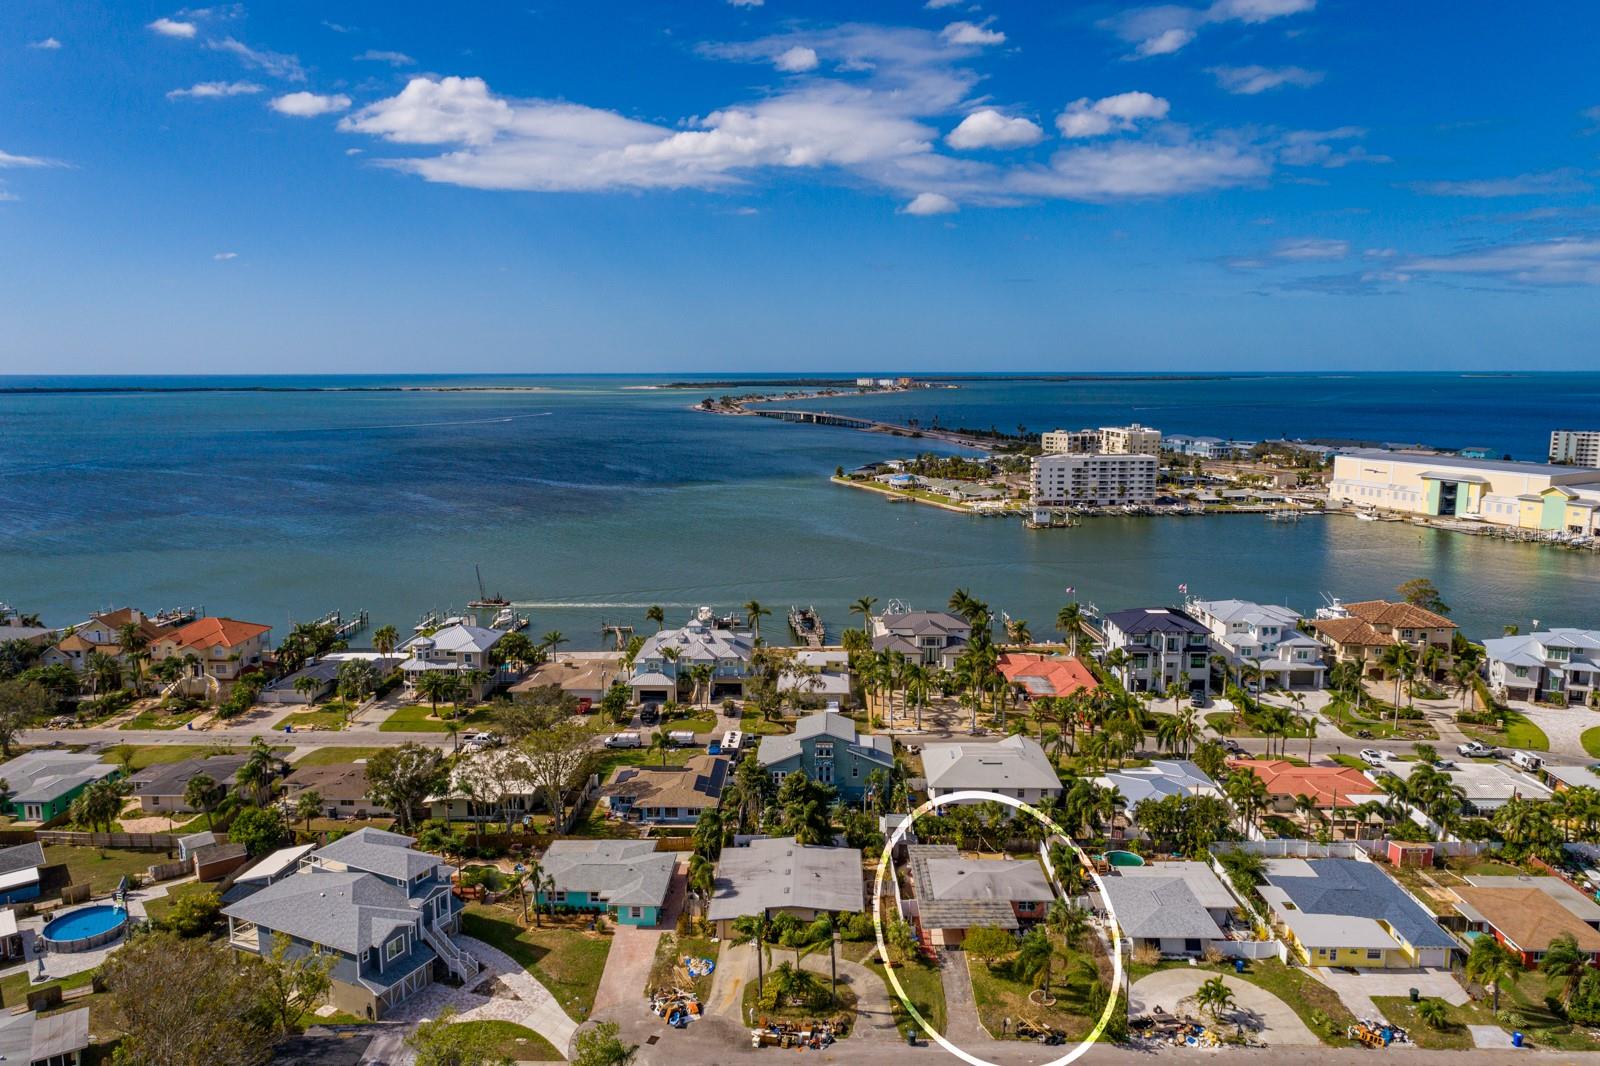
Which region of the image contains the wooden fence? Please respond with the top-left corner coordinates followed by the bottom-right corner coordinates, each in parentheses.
top-left (35, 831), bottom-right (183, 851)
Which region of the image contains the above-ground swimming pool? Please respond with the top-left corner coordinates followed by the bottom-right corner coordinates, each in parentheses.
top-left (1103, 851), bottom-right (1145, 867)
top-left (41, 904), bottom-right (129, 953)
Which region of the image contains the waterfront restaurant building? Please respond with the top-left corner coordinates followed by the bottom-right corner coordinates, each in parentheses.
top-left (1328, 449), bottom-right (1600, 534)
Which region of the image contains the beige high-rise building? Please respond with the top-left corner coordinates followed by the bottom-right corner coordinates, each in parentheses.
top-left (1030, 453), bottom-right (1158, 506)
top-left (1040, 428), bottom-right (1101, 454)
top-left (1098, 423), bottom-right (1162, 456)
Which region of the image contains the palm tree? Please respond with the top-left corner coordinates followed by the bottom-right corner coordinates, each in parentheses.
top-left (733, 909), bottom-right (774, 1002)
top-left (1195, 976), bottom-right (1235, 1021)
top-left (903, 662), bottom-right (930, 731)
top-left (646, 605), bottom-right (665, 632)
top-left (415, 670), bottom-right (454, 718)
top-left (649, 728), bottom-right (671, 768)
top-left (524, 862), bottom-right (554, 927)
top-left (443, 716), bottom-right (463, 754)
top-left (1542, 932), bottom-right (1586, 1007)
top-left (849, 597), bottom-right (877, 636)
top-left (295, 789), bottom-right (322, 835)
top-left (1416, 998), bottom-right (1450, 1030)
top-left (743, 601), bottom-right (771, 640)
top-left (184, 772), bottom-right (220, 829)
top-left (1465, 935), bottom-right (1518, 1012)
top-left (1301, 711), bottom-right (1317, 763)
top-left (1056, 602), bottom-right (1084, 657)
top-left (237, 739), bottom-right (278, 805)
top-left (372, 624), bottom-right (399, 656)
top-left (1004, 618), bottom-right (1031, 646)
top-left (292, 674), bottom-right (322, 705)
top-left (1016, 928), bottom-right (1054, 995)
top-left (70, 780), bottom-right (122, 833)
top-left (116, 622), bottom-right (151, 696)
top-left (85, 650), bottom-right (121, 697)
top-left (539, 631), bottom-right (568, 662)
top-left (1380, 642), bottom-right (1416, 714)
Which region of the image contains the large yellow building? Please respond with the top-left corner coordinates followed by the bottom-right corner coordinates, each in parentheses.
top-left (1329, 449), bottom-right (1600, 535)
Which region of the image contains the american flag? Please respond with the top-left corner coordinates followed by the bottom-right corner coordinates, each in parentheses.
top-left (1178, 583), bottom-right (1189, 595)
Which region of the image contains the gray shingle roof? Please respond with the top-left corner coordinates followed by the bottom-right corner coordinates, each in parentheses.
top-left (877, 611), bottom-right (969, 637)
top-left (222, 868), bottom-right (419, 954)
top-left (1261, 858), bottom-right (1454, 950)
top-left (708, 838), bottom-right (864, 920)
top-left (757, 712), bottom-right (893, 768)
top-left (129, 754), bottom-right (250, 797)
top-left (0, 841), bottom-right (44, 877)
top-left (909, 845), bottom-right (1054, 930)
top-left (1102, 876), bottom-right (1225, 941)
top-left (0, 751), bottom-right (119, 805)
top-left (540, 840), bottom-right (674, 908)
top-left (311, 827), bottom-right (440, 882)
top-left (922, 735), bottom-right (1060, 792)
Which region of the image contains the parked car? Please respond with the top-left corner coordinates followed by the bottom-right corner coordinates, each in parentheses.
top-left (463, 731), bottom-right (503, 749)
top-left (639, 705), bottom-right (661, 726)
top-left (1457, 741), bottom-right (1498, 758)
top-left (1220, 738), bottom-right (1245, 755)
top-left (575, 697), bottom-right (593, 714)
top-left (1510, 750), bottom-right (1544, 772)
top-left (668, 730), bottom-right (697, 747)
top-left (706, 741), bottom-right (722, 756)
top-left (1359, 748), bottom-right (1385, 767)
top-left (605, 732), bottom-right (642, 748)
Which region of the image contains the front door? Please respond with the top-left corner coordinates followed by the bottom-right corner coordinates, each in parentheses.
top-left (816, 762), bottom-right (834, 785)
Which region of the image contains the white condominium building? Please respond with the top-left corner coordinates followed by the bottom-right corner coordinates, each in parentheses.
top-left (1030, 453), bottom-right (1157, 506)
top-left (1551, 430), bottom-right (1600, 467)
top-left (1099, 423), bottom-right (1162, 456)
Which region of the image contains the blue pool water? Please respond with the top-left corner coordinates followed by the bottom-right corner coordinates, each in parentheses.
top-left (42, 904), bottom-right (127, 943)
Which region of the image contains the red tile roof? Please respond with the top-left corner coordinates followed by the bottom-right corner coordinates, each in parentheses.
top-left (160, 616), bottom-right (271, 650)
top-left (1228, 759), bottom-right (1375, 808)
top-left (998, 653), bottom-right (1099, 698)
top-left (1342, 600), bottom-right (1456, 631)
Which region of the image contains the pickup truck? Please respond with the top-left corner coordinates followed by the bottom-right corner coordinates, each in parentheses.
top-left (1456, 741), bottom-right (1499, 758)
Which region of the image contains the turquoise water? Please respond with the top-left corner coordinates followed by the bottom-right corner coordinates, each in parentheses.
top-left (42, 904), bottom-right (127, 942)
top-left (2, 373), bottom-right (1597, 643)
top-left (1103, 852), bottom-right (1146, 868)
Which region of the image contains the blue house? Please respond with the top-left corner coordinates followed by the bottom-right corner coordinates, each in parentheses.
top-left (0, 842), bottom-right (45, 905)
top-left (757, 711), bottom-right (894, 802)
top-left (537, 840), bottom-right (675, 927)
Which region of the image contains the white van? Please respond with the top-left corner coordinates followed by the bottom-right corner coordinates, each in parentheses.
top-left (605, 732), bottom-right (642, 749)
top-left (1509, 750), bottom-right (1544, 772)
top-left (668, 730), bottom-right (697, 747)
top-left (721, 730), bottom-right (744, 754)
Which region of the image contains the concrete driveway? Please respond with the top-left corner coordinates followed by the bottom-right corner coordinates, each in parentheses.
top-left (382, 936), bottom-right (579, 1055)
top-left (1128, 969), bottom-right (1320, 1046)
top-left (1309, 967), bottom-right (1466, 1023)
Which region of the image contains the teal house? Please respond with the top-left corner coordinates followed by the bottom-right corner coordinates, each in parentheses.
top-left (0, 751), bottom-right (121, 823)
top-left (537, 840), bottom-right (674, 927)
top-left (757, 711), bottom-right (894, 802)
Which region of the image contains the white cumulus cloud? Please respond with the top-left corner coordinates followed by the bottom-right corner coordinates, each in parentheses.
top-left (270, 91), bottom-right (353, 117)
top-left (1008, 138), bottom-right (1268, 200)
top-left (148, 17), bottom-right (198, 38)
top-left (774, 46), bottom-right (819, 73)
top-left (30, 37), bottom-right (62, 50)
top-left (167, 80), bottom-right (264, 100)
top-left (1209, 65), bottom-right (1323, 94)
top-left (941, 21), bottom-right (1006, 46)
top-left (904, 192), bottom-right (957, 215)
top-left (1056, 92), bottom-right (1169, 138)
top-left (1104, 0), bottom-right (1314, 59)
top-left (946, 110), bottom-right (1042, 150)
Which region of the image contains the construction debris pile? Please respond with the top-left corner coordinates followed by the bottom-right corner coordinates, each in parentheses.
top-left (749, 1018), bottom-right (842, 1050)
top-left (1348, 1019), bottom-right (1410, 1048)
top-left (1014, 1019), bottom-right (1067, 1045)
top-left (684, 956), bottom-right (715, 979)
top-left (649, 988), bottom-right (703, 1028)
top-left (1129, 1011), bottom-right (1262, 1050)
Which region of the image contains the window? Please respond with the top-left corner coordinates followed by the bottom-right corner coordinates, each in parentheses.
top-left (1366, 949), bottom-right (1384, 960)
top-left (814, 742), bottom-right (834, 759)
top-left (387, 937), bottom-right (405, 962)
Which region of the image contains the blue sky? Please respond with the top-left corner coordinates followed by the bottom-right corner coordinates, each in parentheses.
top-left (2, 1), bottom-right (1597, 373)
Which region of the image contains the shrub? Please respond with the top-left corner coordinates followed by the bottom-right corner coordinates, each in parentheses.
top-left (161, 891), bottom-right (222, 938)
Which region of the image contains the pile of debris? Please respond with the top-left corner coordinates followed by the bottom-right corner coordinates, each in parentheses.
top-left (648, 988), bottom-right (703, 1028)
top-left (1129, 1012), bottom-right (1235, 1049)
top-left (683, 955), bottom-right (715, 979)
top-left (1348, 1019), bottom-right (1409, 1048)
top-left (1015, 1019), bottom-right (1067, 1045)
top-left (749, 1018), bottom-right (842, 1050)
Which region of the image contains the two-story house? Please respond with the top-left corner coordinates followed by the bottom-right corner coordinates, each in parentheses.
top-left (222, 828), bottom-right (474, 1021)
top-left (921, 735), bottom-right (1062, 805)
top-left (399, 623), bottom-right (506, 700)
top-left (869, 609), bottom-right (972, 668)
top-left (757, 711), bottom-right (893, 802)
top-left (1188, 598), bottom-right (1326, 690)
top-left (150, 616), bottom-right (272, 698)
top-left (1310, 600), bottom-right (1456, 680)
top-left (1482, 628), bottom-right (1600, 706)
top-left (628, 607), bottom-right (754, 706)
top-left (1101, 608), bottom-right (1213, 697)
top-left (41, 607), bottom-right (170, 675)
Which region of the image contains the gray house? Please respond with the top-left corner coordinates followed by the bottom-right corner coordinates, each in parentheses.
top-left (222, 828), bottom-right (474, 1020)
top-left (757, 711), bottom-right (893, 801)
top-left (870, 609), bottom-right (972, 668)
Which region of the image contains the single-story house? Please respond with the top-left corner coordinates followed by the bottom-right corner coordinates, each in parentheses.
top-left (259, 656), bottom-right (404, 704)
top-left (1227, 759), bottom-right (1379, 810)
top-left (509, 656), bottom-right (622, 703)
top-left (1101, 759), bottom-right (1222, 810)
top-left (281, 761), bottom-right (391, 821)
top-left (0, 841), bottom-right (46, 905)
top-left (908, 844), bottom-right (1055, 947)
top-left (1098, 861), bottom-right (1239, 958)
top-left (537, 840), bottom-right (675, 927)
top-left (0, 1006), bottom-right (91, 1066)
top-left (1259, 857), bottom-right (1455, 968)
top-left (426, 747), bottom-right (539, 825)
top-left (128, 754), bottom-right (252, 813)
top-left (601, 754), bottom-right (728, 824)
top-left (997, 653), bottom-right (1098, 700)
top-left (707, 837), bottom-right (865, 939)
top-left (0, 751), bottom-right (121, 823)
top-left (1454, 884), bottom-right (1600, 967)
top-left (921, 735), bottom-right (1062, 805)
top-left (1386, 760), bottom-right (1551, 815)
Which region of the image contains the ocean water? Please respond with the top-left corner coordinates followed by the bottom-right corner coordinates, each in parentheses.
top-left (2, 373), bottom-right (1597, 643)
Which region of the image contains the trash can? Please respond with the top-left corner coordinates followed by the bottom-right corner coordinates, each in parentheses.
top-left (1512, 1031), bottom-right (1524, 1048)
top-left (1233, 959), bottom-right (1246, 974)
top-left (1409, 987), bottom-right (1419, 1003)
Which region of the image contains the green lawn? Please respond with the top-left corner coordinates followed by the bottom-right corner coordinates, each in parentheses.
top-left (379, 703), bottom-right (495, 733)
top-left (1584, 727), bottom-right (1600, 760)
top-left (1225, 959), bottom-right (1356, 1045)
top-left (102, 743), bottom-right (228, 770)
top-left (966, 951), bottom-right (1098, 1041)
top-left (1461, 710), bottom-right (1550, 753)
top-left (448, 1020), bottom-right (563, 1061)
top-left (142, 880), bottom-right (219, 926)
top-left (593, 747), bottom-right (692, 783)
top-left (0, 966), bottom-right (114, 1040)
top-left (120, 707), bottom-right (204, 731)
top-left (649, 933), bottom-right (721, 1000)
top-left (43, 844), bottom-right (165, 896)
top-left (738, 705), bottom-right (791, 736)
top-left (293, 745), bottom-right (388, 767)
top-left (462, 904), bottom-right (612, 1022)
top-left (1204, 711), bottom-right (1313, 740)
top-left (843, 941), bottom-right (947, 1036)
top-left (1371, 996), bottom-right (1474, 1049)
top-left (277, 702), bottom-right (355, 730)
top-left (741, 965), bottom-right (857, 1030)
top-left (663, 710), bottom-right (718, 734)
top-left (1435, 969), bottom-right (1600, 1051)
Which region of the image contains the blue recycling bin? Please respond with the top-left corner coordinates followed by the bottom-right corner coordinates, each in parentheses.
top-left (1513, 1031), bottom-right (1524, 1048)
top-left (1233, 959), bottom-right (1246, 973)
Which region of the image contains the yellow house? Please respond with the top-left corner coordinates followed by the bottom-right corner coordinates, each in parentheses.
top-left (1258, 858), bottom-right (1457, 969)
top-left (1329, 450), bottom-right (1600, 533)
